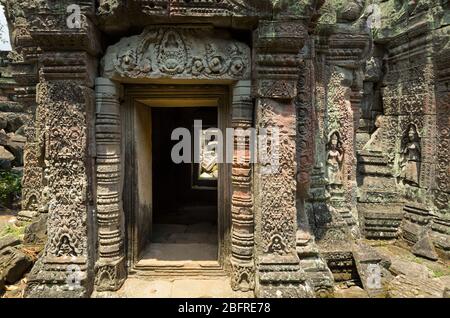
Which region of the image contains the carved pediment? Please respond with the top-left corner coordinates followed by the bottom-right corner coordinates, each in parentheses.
top-left (101, 26), bottom-right (251, 81)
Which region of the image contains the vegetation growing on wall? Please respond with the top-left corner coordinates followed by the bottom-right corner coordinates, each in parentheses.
top-left (0, 169), bottom-right (21, 208)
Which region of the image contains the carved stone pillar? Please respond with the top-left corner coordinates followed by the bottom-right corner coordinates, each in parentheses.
top-left (25, 52), bottom-right (97, 298)
top-left (230, 80), bottom-right (255, 291)
top-left (94, 78), bottom-right (126, 291)
top-left (311, 30), bottom-right (370, 246)
top-left (253, 20), bottom-right (314, 298)
top-left (18, 2), bottom-right (100, 298)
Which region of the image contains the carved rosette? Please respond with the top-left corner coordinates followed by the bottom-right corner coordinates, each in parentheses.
top-left (94, 78), bottom-right (126, 292)
top-left (230, 80), bottom-right (255, 291)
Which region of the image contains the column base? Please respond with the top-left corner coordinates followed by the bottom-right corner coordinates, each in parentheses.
top-left (25, 258), bottom-right (93, 298)
top-left (297, 234), bottom-right (335, 297)
top-left (16, 210), bottom-right (39, 224)
top-left (230, 259), bottom-right (255, 292)
top-left (94, 257), bottom-right (126, 292)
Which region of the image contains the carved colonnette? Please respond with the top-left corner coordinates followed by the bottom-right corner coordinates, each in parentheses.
top-left (253, 20), bottom-right (314, 298)
top-left (295, 44), bottom-right (334, 297)
top-left (94, 78), bottom-right (126, 291)
top-left (230, 80), bottom-right (254, 291)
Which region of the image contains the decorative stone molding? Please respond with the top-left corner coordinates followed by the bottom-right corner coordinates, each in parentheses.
top-left (102, 26), bottom-right (251, 81)
top-left (254, 20), bottom-right (307, 100)
top-left (97, 0), bottom-right (272, 17)
top-left (168, 0), bottom-right (272, 17)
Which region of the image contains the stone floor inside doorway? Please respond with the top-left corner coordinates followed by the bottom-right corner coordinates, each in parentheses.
top-left (136, 223), bottom-right (218, 268)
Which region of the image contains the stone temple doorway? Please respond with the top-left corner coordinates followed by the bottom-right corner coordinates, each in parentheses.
top-left (123, 85), bottom-right (231, 277)
top-left (92, 26), bottom-right (253, 292)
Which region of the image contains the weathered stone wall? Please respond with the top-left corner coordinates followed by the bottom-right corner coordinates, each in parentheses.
top-left (2, 0), bottom-right (100, 297)
top-left (296, 0), bottom-right (449, 263)
top-left (0, 0), bottom-right (448, 298)
top-left (355, 0), bottom-right (450, 260)
top-left (0, 51), bottom-right (28, 215)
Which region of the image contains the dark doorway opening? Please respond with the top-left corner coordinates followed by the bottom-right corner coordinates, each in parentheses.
top-left (140, 106), bottom-right (219, 265)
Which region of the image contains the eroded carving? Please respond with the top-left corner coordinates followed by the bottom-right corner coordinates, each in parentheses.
top-left (102, 27), bottom-right (251, 81)
top-left (326, 132), bottom-right (344, 186)
top-left (399, 124), bottom-right (421, 186)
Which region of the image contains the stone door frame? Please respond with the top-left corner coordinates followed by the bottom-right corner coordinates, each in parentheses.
top-left (94, 25), bottom-right (254, 292)
top-left (121, 84), bottom-right (232, 272)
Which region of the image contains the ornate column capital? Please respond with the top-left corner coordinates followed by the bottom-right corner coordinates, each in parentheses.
top-left (254, 20), bottom-right (308, 100)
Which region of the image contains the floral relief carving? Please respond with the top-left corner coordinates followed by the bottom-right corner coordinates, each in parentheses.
top-left (103, 27), bottom-right (251, 81)
top-left (257, 101), bottom-right (297, 256)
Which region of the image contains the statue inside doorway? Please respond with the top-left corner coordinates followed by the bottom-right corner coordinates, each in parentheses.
top-left (199, 131), bottom-right (219, 180)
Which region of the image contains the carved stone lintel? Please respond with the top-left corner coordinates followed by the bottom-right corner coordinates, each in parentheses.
top-left (102, 26), bottom-right (251, 81)
top-left (98, 0), bottom-right (273, 18)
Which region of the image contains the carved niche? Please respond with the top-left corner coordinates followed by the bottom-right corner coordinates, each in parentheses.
top-left (398, 124), bottom-right (422, 186)
top-left (326, 131), bottom-right (344, 186)
top-left (102, 26), bottom-right (251, 81)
